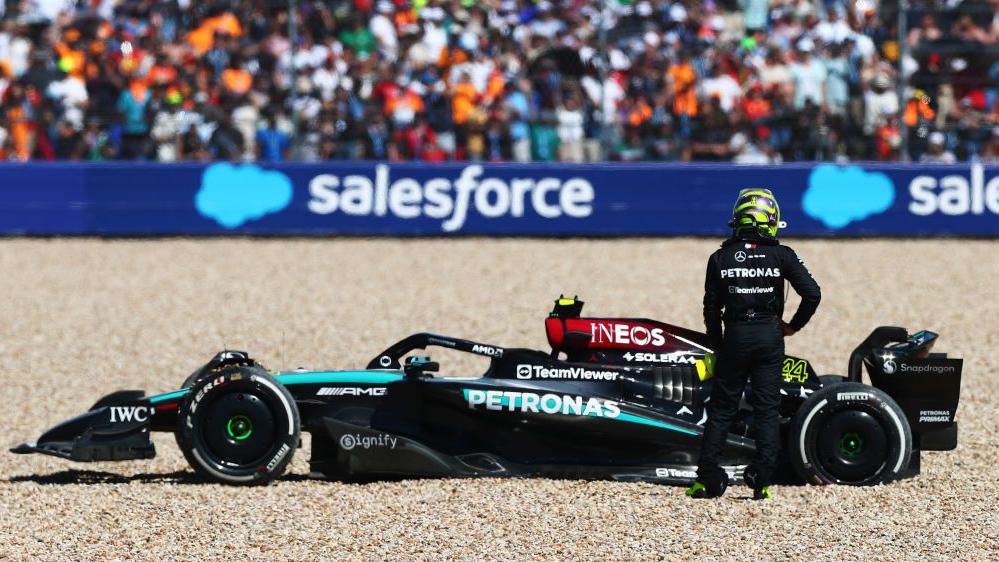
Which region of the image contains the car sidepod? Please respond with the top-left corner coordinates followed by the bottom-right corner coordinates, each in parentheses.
top-left (307, 344), bottom-right (756, 483)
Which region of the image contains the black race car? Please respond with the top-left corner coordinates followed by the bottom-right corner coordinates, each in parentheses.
top-left (12, 297), bottom-right (962, 487)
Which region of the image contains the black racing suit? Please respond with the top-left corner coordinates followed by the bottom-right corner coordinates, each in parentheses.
top-left (696, 235), bottom-right (821, 489)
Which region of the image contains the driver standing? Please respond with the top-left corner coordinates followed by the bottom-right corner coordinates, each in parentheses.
top-left (686, 189), bottom-right (821, 500)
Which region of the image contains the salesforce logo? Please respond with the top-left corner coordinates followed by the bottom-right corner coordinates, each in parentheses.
top-left (804, 163), bottom-right (999, 230)
top-left (196, 163), bottom-right (293, 228)
top-left (803, 165), bottom-right (895, 229)
top-left (909, 163), bottom-right (999, 216)
top-left (306, 164), bottom-right (594, 232)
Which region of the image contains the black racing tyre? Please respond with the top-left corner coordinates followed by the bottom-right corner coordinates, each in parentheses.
top-left (180, 352), bottom-right (257, 389)
top-left (180, 367), bottom-right (203, 390)
top-left (176, 366), bottom-right (300, 485)
top-left (788, 382), bottom-right (911, 486)
top-left (818, 375), bottom-right (847, 387)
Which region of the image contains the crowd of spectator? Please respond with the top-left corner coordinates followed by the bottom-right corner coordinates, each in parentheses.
top-left (0, 0), bottom-right (997, 163)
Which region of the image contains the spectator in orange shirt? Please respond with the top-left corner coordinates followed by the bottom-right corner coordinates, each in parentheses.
top-left (625, 96), bottom-right (652, 128)
top-left (3, 83), bottom-right (33, 161)
top-left (147, 55), bottom-right (178, 87)
top-left (904, 90), bottom-right (936, 128)
top-left (394, 3), bottom-right (419, 35)
top-left (483, 70), bottom-right (505, 105)
top-left (385, 82), bottom-right (426, 127)
top-left (188, 12), bottom-right (243, 56)
top-left (669, 56), bottom-right (698, 120)
top-left (742, 84), bottom-right (773, 122)
top-left (221, 57), bottom-right (253, 96)
top-left (54, 43), bottom-right (86, 80)
top-left (451, 73), bottom-right (478, 126)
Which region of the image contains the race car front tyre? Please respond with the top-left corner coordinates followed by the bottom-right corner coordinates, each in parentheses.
top-left (180, 367), bottom-right (203, 390)
top-left (180, 352), bottom-right (257, 389)
top-left (176, 366), bottom-right (300, 485)
top-left (788, 382), bottom-right (911, 486)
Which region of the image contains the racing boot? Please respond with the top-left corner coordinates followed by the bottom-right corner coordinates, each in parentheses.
top-left (685, 471), bottom-right (729, 499)
top-left (744, 465), bottom-right (773, 501)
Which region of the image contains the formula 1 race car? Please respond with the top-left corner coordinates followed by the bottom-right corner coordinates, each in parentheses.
top-left (12, 298), bottom-right (963, 487)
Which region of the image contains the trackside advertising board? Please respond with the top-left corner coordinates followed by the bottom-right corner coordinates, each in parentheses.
top-left (0, 162), bottom-right (996, 236)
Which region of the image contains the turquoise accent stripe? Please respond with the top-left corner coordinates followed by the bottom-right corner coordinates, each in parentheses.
top-left (149, 390), bottom-right (188, 404)
top-left (615, 412), bottom-right (698, 435)
top-left (461, 389), bottom-right (698, 436)
top-left (275, 371), bottom-right (404, 385)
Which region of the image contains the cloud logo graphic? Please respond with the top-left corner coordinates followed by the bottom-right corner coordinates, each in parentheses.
top-left (195, 163), bottom-right (293, 228)
top-left (802, 165), bottom-right (895, 229)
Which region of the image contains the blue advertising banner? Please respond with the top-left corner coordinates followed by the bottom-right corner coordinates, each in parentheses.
top-left (0, 162), bottom-right (996, 236)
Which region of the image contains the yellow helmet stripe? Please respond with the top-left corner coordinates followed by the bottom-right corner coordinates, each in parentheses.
top-left (738, 189), bottom-right (774, 199)
top-left (735, 201), bottom-right (777, 214)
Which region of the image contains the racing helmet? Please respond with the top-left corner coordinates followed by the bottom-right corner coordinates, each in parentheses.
top-left (727, 188), bottom-right (786, 238)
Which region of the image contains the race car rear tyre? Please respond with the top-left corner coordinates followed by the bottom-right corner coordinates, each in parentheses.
top-left (788, 382), bottom-right (911, 486)
top-left (818, 375), bottom-right (847, 387)
top-left (176, 366), bottom-right (300, 485)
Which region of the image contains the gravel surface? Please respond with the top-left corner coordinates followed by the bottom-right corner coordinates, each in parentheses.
top-left (0, 238), bottom-right (996, 561)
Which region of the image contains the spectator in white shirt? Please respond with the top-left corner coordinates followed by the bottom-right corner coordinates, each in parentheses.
top-left (791, 41), bottom-right (827, 109)
top-left (920, 132), bottom-right (957, 163)
top-left (702, 66), bottom-right (742, 113)
top-left (556, 94), bottom-right (585, 162)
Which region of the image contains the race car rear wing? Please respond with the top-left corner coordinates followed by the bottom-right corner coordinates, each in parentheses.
top-left (854, 327), bottom-right (963, 451)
